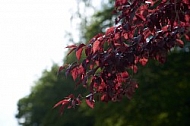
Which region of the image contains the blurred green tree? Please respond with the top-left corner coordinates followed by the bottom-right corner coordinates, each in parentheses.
top-left (16, 63), bottom-right (95, 126)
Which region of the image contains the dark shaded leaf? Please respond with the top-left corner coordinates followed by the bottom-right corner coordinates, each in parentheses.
top-left (176, 39), bottom-right (184, 48)
top-left (139, 57), bottom-right (148, 66)
top-left (66, 45), bottom-right (77, 48)
top-left (71, 67), bottom-right (78, 81)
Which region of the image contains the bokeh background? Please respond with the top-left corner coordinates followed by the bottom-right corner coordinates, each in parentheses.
top-left (1, 0), bottom-right (190, 125)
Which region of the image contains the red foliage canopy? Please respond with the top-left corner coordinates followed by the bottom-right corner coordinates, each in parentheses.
top-left (55, 0), bottom-right (190, 112)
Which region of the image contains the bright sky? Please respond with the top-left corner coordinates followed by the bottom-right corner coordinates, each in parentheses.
top-left (0, 0), bottom-right (102, 125)
top-left (0, 0), bottom-right (95, 125)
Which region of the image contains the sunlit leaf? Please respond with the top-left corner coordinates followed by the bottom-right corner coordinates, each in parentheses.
top-left (93, 40), bottom-right (101, 53)
top-left (85, 99), bottom-right (94, 109)
top-left (176, 39), bottom-right (184, 48)
top-left (76, 44), bottom-right (85, 60)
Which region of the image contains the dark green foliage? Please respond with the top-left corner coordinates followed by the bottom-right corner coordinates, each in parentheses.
top-left (16, 64), bottom-right (94, 126)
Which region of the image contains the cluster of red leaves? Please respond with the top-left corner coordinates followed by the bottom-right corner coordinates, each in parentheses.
top-left (53, 94), bottom-right (82, 115)
top-left (55, 0), bottom-right (190, 113)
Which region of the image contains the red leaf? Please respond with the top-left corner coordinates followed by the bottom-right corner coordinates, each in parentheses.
top-left (77, 65), bottom-right (85, 75)
top-left (182, 0), bottom-right (190, 4)
top-left (85, 99), bottom-right (94, 108)
top-left (123, 33), bottom-right (129, 39)
top-left (176, 39), bottom-right (184, 48)
top-left (70, 65), bottom-right (84, 81)
top-left (139, 57), bottom-right (148, 66)
top-left (115, 0), bottom-right (128, 7)
top-left (185, 14), bottom-right (189, 22)
top-left (57, 64), bottom-right (68, 75)
top-left (105, 27), bottom-right (115, 35)
top-left (98, 80), bottom-right (107, 92)
top-left (53, 95), bottom-right (74, 114)
top-left (71, 67), bottom-right (78, 81)
top-left (53, 100), bottom-right (63, 108)
top-left (59, 104), bottom-right (66, 115)
top-left (121, 71), bottom-right (129, 78)
top-left (65, 62), bottom-right (77, 77)
top-left (135, 14), bottom-right (145, 22)
top-left (93, 40), bottom-right (101, 53)
top-left (75, 97), bottom-right (82, 105)
top-left (76, 44), bottom-right (85, 60)
top-left (101, 94), bottom-right (108, 102)
top-left (68, 94), bottom-right (74, 99)
top-left (162, 25), bottom-right (168, 32)
top-left (66, 44), bottom-right (77, 48)
top-left (185, 31), bottom-right (190, 41)
top-left (76, 48), bottom-right (83, 60)
top-left (142, 9), bottom-right (148, 18)
top-left (114, 32), bottom-right (120, 40)
top-left (85, 93), bottom-right (95, 108)
top-left (53, 99), bottom-right (70, 108)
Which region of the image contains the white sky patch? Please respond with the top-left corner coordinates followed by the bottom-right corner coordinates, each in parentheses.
top-left (0, 0), bottom-right (102, 125)
top-left (0, 0), bottom-right (78, 125)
